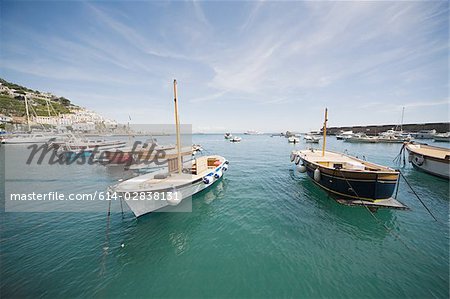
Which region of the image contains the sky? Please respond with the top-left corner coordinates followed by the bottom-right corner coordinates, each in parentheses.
top-left (0, 1), bottom-right (448, 133)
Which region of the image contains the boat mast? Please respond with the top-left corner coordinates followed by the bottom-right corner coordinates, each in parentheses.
top-left (173, 79), bottom-right (182, 174)
top-left (400, 106), bottom-right (405, 132)
top-left (322, 108), bottom-right (328, 157)
top-left (24, 95), bottom-right (31, 132)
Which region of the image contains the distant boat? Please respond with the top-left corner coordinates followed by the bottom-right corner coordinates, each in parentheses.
top-left (224, 133), bottom-right (233, 139)
top-left (304, 134), bottom-right (320, 143)
top-left (244, 130), bottom-right (262, 135)
top-left (291, 108), bottom-right (404, 209)
top-left (288, 136), bottom-right (300, 143)
top-left (1, 133), bottom-right (54, 144)
top-left (433, 132), bottom-right (450, 143)
top-left (344, 133), bottom-right (379, 143)
top-left (230, 136), bottom-right (242, 142)
top-left (405, 142), bottom-right (449, 179)
top-left (336, 130), bottom-right (353, 140)
top-left (109, 80), bottom-right (229, 217)
top-left (412, 129), bottom-right (437, 139)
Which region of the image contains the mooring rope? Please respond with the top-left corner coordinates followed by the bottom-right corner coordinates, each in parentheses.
top-left (398, 170), bottom-right (439, 222)
top-left (393, 143), bottom-right (406, 167)
top-left (336, 169), bottom-right (417, 252)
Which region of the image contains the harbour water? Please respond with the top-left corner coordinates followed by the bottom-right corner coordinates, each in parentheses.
top-left (1, 135), bottom-right (449, 298)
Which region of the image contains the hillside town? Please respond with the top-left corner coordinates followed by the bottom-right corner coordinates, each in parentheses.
top-left (0, 80), bottom-right (118, 133)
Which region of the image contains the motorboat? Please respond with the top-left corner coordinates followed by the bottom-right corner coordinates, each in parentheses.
top-left (336, 130), bottom-right (354, 140)
top-left (1, 133), bottom-right (55, 144)
top-left (344, 133), bottom-right (379, 143)
top-left (412, 129), bottom-right (437, 139)
top-left (288, 136), bottom-right (300, 143)
top-left (404, 142), bottom-right (450, 179)
top-left (224, 133), bottom-right (233, 139)
top-left (230, 136), bottom-right (242, 143)
top-left (304, 134), bottom-right (320, 143)
top-left (244, 130), bottom-right (262, 135)
top-left (433, 133), bottom-right (450, 143)
top-left (109, 80), bottom-right (229, 217)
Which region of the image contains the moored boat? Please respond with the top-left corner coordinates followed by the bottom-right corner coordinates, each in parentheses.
top-left (109, 80), bottom-right (229, 217)
top-left (433, 132), bottom-right (450, 143)
top-left (336, 130), bottom-right (353, 140)
top-left (224, 133), bottom-right (233, 139)
top-left (404, 142), bottom-right (450, 179)
top-left (230, 136), bottom-right (242, 142)
top-left (344, 133), bottom-right (379, 143)
top-left (412, 129), bottom-right (436, 139)
top-left (304, 134), bottom-right (320, 143)
top-left (288, 136), bottom-right (300, 143)
top-left (291, 108), bottom-right (404, 209)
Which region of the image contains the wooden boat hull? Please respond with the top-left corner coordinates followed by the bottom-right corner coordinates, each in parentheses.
top-left (302, 161), bottom-right (398, 201)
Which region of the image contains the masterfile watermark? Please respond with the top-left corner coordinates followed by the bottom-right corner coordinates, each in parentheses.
top-left (25, 141), bottom-right (168, 166)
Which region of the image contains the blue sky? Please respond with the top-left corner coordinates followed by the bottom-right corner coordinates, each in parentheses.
top-left (1, 1), bottom-right (448, 133)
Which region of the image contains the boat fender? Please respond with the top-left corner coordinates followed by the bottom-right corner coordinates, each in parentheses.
top-left (167, 190), bottom-right (183, 206)
top-left (314, 168), bottom-right (321, 182)
top-left (222, 164), bottom-right (228, 172)
top-left (294, 155), bottom-right (302, 165)
top-left (214, 170), bottom-right (223, 179)
top-left (297, 165), bottom-right (307, 173)
top-left (290, 153), bottom-right (296, 162)
top-left (414, 155), bottom-right (424, 166)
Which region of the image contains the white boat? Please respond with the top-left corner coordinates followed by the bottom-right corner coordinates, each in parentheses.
top-left (304, 134), bottom-right (320, 143)
top-left (377, 129), bottom-right (412, 143)
top-left (244, 130), bottom-right (262, 135)
top-left (433, 132), bottom-right (450, 142)
top-left (109, 80), bottom-right (229, 217)
top-left (1, 133), bottom-right (55, 144)
top-left (405, 142), bottom-right (450, 179)
top-left (412, 129), bottom-right (437, 139)
top-left (224, 133), bottom-right (233, 139)
top-left (230, 136), bottom-right (242, 142)
top-left (288, 136), bottom-right (300, 143)
top-left (336, 130), bottom-right (353, 140)
top-left (344, 133), bottom-right (379, 143)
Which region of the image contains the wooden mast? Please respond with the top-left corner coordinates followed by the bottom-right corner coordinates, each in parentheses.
top-left (322, 108), bottom-right (328, 157)
top-left (24, 95), bottom-right (31, 132)
top-left (173, 79), bottom-right (182, 174)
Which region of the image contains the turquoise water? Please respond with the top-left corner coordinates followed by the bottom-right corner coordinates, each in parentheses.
top-left (1, 135), bottom-right (449, 298)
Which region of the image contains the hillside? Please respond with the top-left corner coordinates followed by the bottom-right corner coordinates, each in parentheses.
top-left (0, 78), bottom-right (77, 117)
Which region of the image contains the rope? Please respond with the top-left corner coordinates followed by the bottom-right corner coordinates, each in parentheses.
top-left (393, 143), bottom-right (406, 167)
top-left (336, 169), bottom-right (417, 252)
top-left (398, 170), bottom-right (439, 222)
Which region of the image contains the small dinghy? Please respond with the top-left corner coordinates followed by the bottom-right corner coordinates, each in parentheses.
top-left (291, 109), bottom-right (405, 210)
top-left (230, 136), bottom-right (242, 142)
top-left (109, 80), bottom-right (229, 217)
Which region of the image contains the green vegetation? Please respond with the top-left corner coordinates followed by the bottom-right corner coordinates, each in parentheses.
top-left (0, 95), bottom-right (72, 117)
top-left (0, 78), bottom-right (35, 93)
top-left (0, 78), bottom-right (77, 118)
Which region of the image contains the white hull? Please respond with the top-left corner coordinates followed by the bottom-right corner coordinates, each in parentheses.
top-left (406, 144), bottom-right (450, 179)
top-left (408, 152), bottom-right (449, 179)
top-left (111, 157), bottom-right (228, 217)
top-left (123, 175), bottom-right (220, 217)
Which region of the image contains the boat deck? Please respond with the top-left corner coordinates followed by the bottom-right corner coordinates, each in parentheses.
top-left (406, 143), bottom-right (450, 159)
